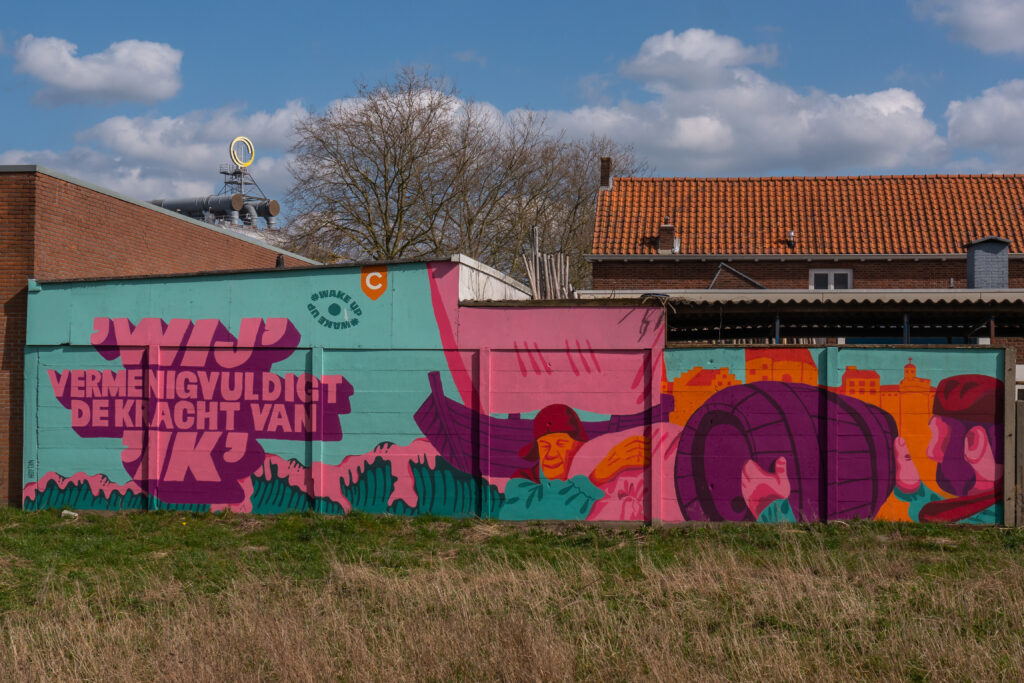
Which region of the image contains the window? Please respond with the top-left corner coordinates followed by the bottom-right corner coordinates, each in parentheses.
top-left (809, 269), bottom-right (853, 290)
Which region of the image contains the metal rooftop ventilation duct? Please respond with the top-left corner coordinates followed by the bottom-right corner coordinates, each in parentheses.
top-left (151, 193), bottom-right (244, 217)
top-left (150, 193), bottom-right (280, 229)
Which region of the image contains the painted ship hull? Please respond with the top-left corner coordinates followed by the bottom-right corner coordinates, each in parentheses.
top-left (414, 371), bottom-right (674, 478)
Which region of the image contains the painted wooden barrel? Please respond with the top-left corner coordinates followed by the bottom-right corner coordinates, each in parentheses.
top-left (674, 381), bottom-right (897, 522)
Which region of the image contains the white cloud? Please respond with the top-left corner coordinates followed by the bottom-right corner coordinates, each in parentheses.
top-left (914, 0), bottom-right (1024, 54)
top-left (622, 29), bottom-right (777, 88)
top-left (453, 49), bottom-right (486, 66)
top-left (578, 73), bottom-right (612, 105)
top-left (535, 29), bottom-right (945, 175)
top-left (946, 79), bottom-right (1024, 163)
top-left (13, 27), bottom-right (1013, 210)
top-left (0, 146), bottom-right (212, 198)
top-left (14, 35), bottom-right (182, 105)
top-left (77, 100), bottom-right (306, 169)
top-left (2, 102), bottom-right (306, 201)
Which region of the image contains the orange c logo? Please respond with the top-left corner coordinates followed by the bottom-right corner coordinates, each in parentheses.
top-left (361, 266), bottom-right (387, 301)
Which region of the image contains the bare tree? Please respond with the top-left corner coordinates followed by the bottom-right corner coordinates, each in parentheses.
top-left (286, 67), bottom-right (647, 286)
top-left (288, 68), bottom-right (462, 261)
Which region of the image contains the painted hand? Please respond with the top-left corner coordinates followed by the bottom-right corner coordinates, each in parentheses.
top-left (591, 435), bottom-right (651, 485)
top-left (894, 437), bottom-right (921, 493)
top-left (740, 457), bottom-right (791, 519)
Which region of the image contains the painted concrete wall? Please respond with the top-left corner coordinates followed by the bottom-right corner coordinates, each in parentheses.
top-left (22, 261), bottom-right (1007, 523)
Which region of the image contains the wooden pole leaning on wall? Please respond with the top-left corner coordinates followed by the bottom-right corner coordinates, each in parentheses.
top-left (520, 226), bottom-right (575, 300)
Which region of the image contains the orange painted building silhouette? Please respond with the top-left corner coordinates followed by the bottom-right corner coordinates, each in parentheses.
top-left (663, 367), bottom-right (740, 426)
top-left (745, 348), bottom-right (819, 385)
top-left (837, 359), bottom-right (937, 515)
top-left (838, 366), bottom-right (882, 405)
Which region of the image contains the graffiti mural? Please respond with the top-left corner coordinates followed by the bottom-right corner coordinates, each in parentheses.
top-left (664, 349), bottom-right (1005, 524)
top-left (22, 262), bottom-right (1007, 523)
top-left (46, 316), bottom-right (351, 504)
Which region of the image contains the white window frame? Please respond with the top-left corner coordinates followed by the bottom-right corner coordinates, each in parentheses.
top-left (809, 268), bottom-right (853, 290)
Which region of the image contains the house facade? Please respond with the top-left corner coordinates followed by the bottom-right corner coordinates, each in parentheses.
top-left (588, 174), bottom-right (1024, 291)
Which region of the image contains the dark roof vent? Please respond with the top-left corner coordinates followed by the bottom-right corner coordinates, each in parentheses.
top-left (965, 235), bottom-right (1010, 289)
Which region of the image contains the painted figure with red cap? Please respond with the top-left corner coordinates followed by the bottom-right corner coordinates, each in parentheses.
top-left (514, 405), bottom-right (589, 482)
top-left (500, 404), bottom-right (653, 521)
top-left (513, 404), bottom-right (650, 485)
top-left (894, 374), bottom-right (1004, 524)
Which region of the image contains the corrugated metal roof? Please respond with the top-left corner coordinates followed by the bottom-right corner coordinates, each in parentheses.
top-left (579, 289), bottom-right (1024, 306)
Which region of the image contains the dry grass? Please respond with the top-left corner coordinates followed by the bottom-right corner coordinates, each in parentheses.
top-left (2, 519), bottom-right (1024, 682)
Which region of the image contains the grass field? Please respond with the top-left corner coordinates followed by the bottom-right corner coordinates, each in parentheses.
top-left (1, 510), bottom-right (1023, 681)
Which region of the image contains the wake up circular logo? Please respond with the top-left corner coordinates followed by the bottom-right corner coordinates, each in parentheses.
top-left (308, 289), bottom-right (362, 330)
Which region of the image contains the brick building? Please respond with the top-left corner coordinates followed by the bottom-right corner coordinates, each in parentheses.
top-left (583, 168), bottom-right (1024, 392)
top-left (588, 173), bottom-right (1024, 291)
top-left (0, 165), bottom-right (315, 505)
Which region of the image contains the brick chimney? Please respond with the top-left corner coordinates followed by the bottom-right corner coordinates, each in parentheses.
top-left (600, 157), bottom-right (612, 189)
top-left (658, 217), bottom-right (676, 254)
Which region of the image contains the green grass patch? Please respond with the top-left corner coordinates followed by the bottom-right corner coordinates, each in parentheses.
top-left (2, 511), bottom-right (1024, 679)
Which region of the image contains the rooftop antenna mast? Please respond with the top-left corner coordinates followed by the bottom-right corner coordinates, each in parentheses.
top-left (220, 135), bottom-right (273, 199)
top-left (212, 136), bottom-right (279, 228)
top-left (150, 136), bottom-right (280, 229)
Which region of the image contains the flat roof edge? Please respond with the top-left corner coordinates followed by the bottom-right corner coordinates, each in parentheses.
top-left (450, 254), bottom-right (531, 296)
top-left (29, 257), bottom-right (456, 287)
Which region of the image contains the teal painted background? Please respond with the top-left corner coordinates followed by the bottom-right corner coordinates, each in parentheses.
top-left (25, 263), bottom-right (458, 488)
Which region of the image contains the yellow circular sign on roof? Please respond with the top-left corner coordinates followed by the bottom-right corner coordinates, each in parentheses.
top-left (229, 136), bottom-right (255, 168)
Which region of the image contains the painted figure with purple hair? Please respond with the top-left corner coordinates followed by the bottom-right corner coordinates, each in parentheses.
top-left (894, 375), bottom-right (1004, 524)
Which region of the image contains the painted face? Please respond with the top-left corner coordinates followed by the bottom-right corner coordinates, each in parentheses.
top-left (927, 416), bottom-right (953, 463)
top-left (537, 432), bottom-right (581, 480)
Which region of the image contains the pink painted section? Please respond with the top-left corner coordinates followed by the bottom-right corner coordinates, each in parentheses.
top-left (655, 423), bottom-right (686, 523)
top-left (323, 439), bottom-right (442, 510)
top-left (471, 307), bottom-right (663, 414)
top-left (567, 427), bottom-right (646, 521)
top-left (428, 262), bottom-right (477, 408)
top-left (564, 423), bottom-right (684, 522)
top-left (428, 262), bottom-right (665, 415)
top-left (214, 438), bottom-right (444, 513)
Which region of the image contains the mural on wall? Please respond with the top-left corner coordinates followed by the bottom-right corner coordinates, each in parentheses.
top-left (22, 263), bottom-right (1006, 524)
top-left (45, 316), bottom-right (352, 504)
top-left (663, 349), bottom-right (1004, 524)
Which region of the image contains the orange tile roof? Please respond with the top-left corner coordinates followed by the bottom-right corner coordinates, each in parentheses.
top-left (593, 175), bottom-right (1024, 255)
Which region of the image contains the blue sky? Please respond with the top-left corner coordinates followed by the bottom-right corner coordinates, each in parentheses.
top-left (3, 0), bottom-right (1024, 212)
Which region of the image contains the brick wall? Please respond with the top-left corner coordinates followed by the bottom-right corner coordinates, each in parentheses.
top-left (0, 174), bottom-right (34, 506)
top-left (591, 259), bottom-right (1024, 291)
top-left (32, 173), bottom-right (307, 280)
top-left (0, 170), bottom-right (312, 505)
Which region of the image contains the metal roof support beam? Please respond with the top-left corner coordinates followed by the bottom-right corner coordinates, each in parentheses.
top-left (708, 262), bottom-right (766, 290)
